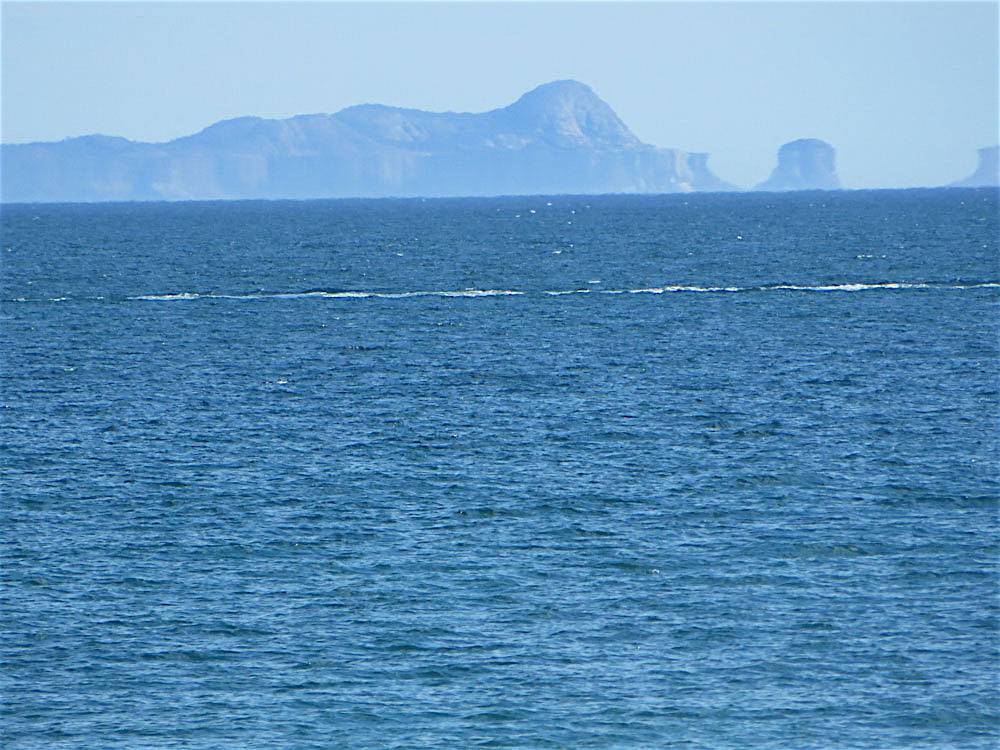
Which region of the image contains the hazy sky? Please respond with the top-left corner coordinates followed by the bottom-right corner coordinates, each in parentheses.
top-left (2, 1), bottom-right (997, 188)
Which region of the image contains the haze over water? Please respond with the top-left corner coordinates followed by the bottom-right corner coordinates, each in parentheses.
top-left (2, 2), bottom-right (997, 189)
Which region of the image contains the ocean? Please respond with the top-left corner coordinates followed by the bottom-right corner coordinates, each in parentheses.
top-left (2, 188), bottom-right (998, 748)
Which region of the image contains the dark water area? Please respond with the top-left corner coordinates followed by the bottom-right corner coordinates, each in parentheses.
top-left (2, 189), bottom-right (998, 748)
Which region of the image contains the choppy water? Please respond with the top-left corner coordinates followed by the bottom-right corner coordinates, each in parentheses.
top-left (2, 189), bottom-right (998, 748)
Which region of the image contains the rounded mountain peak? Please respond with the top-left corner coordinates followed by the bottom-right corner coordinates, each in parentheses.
top-left (498, 80), bottom-right (640, 148)
top-left (516, 79), bottom-right (600, 103)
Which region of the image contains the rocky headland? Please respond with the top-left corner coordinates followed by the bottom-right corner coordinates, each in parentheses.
top-left (1, 80), bottom-right (736, 203)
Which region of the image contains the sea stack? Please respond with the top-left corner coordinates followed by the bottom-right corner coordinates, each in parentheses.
top-left (756, 138), bottom-right (841, 191)
top-left (949, 146), bottom-right (999, 187)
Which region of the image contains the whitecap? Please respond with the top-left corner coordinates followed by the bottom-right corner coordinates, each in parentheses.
top-left (435, 289), bottom-right (523, 297)
top-left (118, 280), bottom-right (998, 304)
top-left (131, 292), bottom-right (202, 301)
top-left (626, 285), bottom-right (742, 294)
top-left (271, 291), bottom-right (342, 298)
top-left (318, 291), bottom-right (374, 299)
top-left (768, 282), bottom-right (932, 292)
top-left (373, 291), bottom-right (432, 298)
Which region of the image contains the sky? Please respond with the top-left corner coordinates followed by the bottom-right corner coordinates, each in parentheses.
top-left (2, 1), bottom-right (997, 189)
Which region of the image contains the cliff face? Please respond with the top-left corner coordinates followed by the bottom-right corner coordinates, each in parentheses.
top-left (949, 146), bottom-right (999, 187)
top-left (1, 81), bottom-right (735, 202)
top-left (755, 138), bottom-right (841, 191)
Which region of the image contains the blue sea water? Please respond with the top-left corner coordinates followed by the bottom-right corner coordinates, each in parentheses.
top-left (1, 189), bottom-right (998, 749)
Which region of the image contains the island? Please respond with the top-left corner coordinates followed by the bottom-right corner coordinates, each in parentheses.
top-left (949, 146), bottom-right (999, 187)
top-left (755, 138), bottom-right (841, 192)
top-left (1, 80), bottom-right (736, 203)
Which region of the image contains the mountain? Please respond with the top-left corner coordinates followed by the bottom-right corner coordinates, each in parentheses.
top-left (949, 146), bottom-right (999, 187)
top-left (755, 138), bottom-right (841, 191)
top-left (1, 81), bottom-right (735, 202)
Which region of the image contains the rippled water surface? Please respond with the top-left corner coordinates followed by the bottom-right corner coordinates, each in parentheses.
top-left (3, 190), bottom-right (998, 748)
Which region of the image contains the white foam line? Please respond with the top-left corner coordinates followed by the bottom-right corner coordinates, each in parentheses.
top-left (625, 285), bottom-right (743, 294)
top-left (435, 289), bottom-right (524, 297)
top-left (768, 282), bottom-right (935, 292)
top-left (129, 289), bottom-right (524, 301)
top-left (271, 291), bottom-right (354, 299)
top-left (94, 281), bottom-right (1000, 304)
top-left (314, 291), bottom-right (373, 299)
top-left (371, 289), bottom-right (523, 298)
top-left (131, 292), bottom-right (203, 300)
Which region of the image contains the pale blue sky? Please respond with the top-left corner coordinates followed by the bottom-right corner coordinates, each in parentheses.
top-left (2, 1), bottom-right (997, 188)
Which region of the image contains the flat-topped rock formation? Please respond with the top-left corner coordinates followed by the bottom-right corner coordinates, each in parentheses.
top-left (756, 138), bottom-right (841, 191)
top-left (949, 146), bottom-right (999, 187)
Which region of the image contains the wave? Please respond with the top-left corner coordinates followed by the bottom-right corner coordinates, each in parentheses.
top-left (6, 281), bottom-right (998, 304)
top-left (129, 288), bottom-right (525, 302)
top-left (768, 282), bottom-right (932, 292)
top-left (132, 292), bottom-right (204, 301)
top-left (554, 282), bottom-right (998, 295)
top-left (606, 285), bottom-right (743, 294)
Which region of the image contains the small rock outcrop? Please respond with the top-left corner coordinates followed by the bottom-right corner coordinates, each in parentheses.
top-left (949, 146), bottom-right (999, 187)
top-left (756, 138), bottom-right (841, 191)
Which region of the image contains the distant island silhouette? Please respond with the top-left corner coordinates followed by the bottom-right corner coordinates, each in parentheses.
top-left (949, 146), bottom-right (999, 188)
top-left (1, 81), bottom-right (736, 202)
top-left (3, 81), bottom-right (996, 202)
top-left (756, 139), bottom-right (841, 192)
